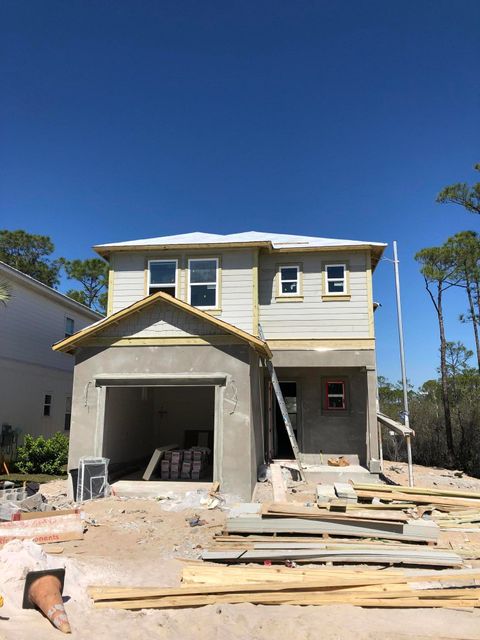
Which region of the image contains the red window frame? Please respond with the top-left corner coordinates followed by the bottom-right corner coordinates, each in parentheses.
top-left (325, 380), bottom-right (346, 410)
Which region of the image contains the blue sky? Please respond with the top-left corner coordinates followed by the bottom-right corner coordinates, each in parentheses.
top-left (1, 1), bottom-right (479, 384)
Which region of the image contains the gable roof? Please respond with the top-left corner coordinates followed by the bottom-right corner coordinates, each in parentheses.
top-left (52, 291), bottom-right (272, 358)
top-left (94, 231), bottom-right (387, 266)
top-left (0, 261), bottom-right (103, 321)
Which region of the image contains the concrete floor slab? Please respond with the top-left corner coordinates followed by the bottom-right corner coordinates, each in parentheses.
top-left (111, 480), bottom-right (213, 498)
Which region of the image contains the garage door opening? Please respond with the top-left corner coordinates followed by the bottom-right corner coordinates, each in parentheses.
top-left (101, 385), bottom-right (215, 482)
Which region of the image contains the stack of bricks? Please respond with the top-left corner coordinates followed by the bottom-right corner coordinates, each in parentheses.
top-left (158, 448), bottom-right (210, 480)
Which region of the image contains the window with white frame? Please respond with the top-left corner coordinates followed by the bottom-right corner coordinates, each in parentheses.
top-left (325, 381), bottom-right (346, 410)
top-left (279, 265), bottom-right (300, 296)
top-left (188, 258), bottom-right (218, 308)
top-left (325, 264), bottom-right (346, 295)
top-left (65, 317), bottom-right (75, 338)
top-left (148, 260), bottom-right (177, 296)
top-left (43, 394), bottom-right (52, 417)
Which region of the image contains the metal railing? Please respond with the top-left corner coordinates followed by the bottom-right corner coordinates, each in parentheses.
top-left (377, 412), bottom-right (415, 487)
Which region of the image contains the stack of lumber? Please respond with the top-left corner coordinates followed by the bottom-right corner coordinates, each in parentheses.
top-left (352, 482), bottom-right (480, 510)
top-left (351, 482), bottom-right (480, 531)
top-left (202, 535), bottom-right (462, 566)
top-left (225, 503), bottom-right (440, 543)
top-left (88, 566), bottom-right (480, 610)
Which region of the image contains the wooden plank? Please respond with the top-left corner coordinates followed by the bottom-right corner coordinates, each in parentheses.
top-left (270, 464), bottom-right (287, 503)
top-left (13, 508), bottom-right (79, 521)
top-left (88, 574), bottom-right (412, 601)
top-left (352, 482), bottom-right (480, 501)
top-left (354, 489), bottom-right (480, 509)
top-left (142, 445), bottom-right (178, 481)
top-left (91, 589), bottom-right (480, 610)
top-left (263, 503), bottom-right (409, 523)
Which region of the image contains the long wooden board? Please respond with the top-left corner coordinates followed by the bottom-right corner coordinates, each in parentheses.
top-left (355, 489), bottom-right (480, 509)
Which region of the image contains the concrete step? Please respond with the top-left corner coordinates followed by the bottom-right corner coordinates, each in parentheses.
top-left (304, 468), bottom-right (382, 485)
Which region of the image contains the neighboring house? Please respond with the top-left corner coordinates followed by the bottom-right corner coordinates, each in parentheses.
top-left (0, 261), bottom-right (102, 450)
top-left (53, 231), bottom-right (386, 499)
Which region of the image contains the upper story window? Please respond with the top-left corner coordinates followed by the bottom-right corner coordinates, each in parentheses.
top-left (148, 260), bottom-right (177, 297)
top-left (325, 380), bottom-right (346, 410)
top-left (279, 265), bottom-right (300, 296)
top-left (325, 264), bottom-right (346, 295)
top-left (65, 317), bottom-right (75, 338)
top-left (188, 258), bottom-right (218, 309)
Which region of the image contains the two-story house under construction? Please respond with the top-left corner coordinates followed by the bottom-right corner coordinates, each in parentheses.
top-left (53, 232), bottom-right (387, 499)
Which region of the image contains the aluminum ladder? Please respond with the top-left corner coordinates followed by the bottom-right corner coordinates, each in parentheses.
top-left (258, 324), bottom-right (307, 482)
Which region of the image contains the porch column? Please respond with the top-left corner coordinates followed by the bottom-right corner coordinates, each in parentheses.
top-left (366, 366), bottom-right (381, 472)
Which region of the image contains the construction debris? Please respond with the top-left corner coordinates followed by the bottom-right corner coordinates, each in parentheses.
top-left (0, 510), bottom-right (84, 545)
top-left (88, 565), bottom-right (480, 610)
top-left (225, 503), bottom-right (440, 543)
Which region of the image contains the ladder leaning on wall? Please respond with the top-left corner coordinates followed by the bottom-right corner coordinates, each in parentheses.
top-left (258, 324), bottom-right (307, 483)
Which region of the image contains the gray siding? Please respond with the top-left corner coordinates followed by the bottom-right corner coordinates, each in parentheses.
top-left (0, 275), bottom-right (97, 371)
top-left (111, 249), bottom-right (255, 333)
top-left (258, 251), bottom-right (370, 338)
top-left (111, 252), bottom-right (146, 313)
top-left (0, 271), bottom-right (99, 440)
top-left (102, 301), bottom-right (226, 338)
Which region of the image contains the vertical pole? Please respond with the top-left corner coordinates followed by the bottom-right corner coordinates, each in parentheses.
top-left (393, 241), bottom-right (414, 487)
top-left (378, 419), bottom-right (384, 473)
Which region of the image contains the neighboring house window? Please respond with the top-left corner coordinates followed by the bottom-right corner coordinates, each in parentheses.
top-left (279, 265), bottom-right (300, 296)
top-left (188, 258), bottom-right (218, 308)
top-left (43, 394), bottom-right (52, 417)
top-left (325, 381), bottom-right (346, 410)
top-left (148, 260), bottom-right (177, 296)
top-left (64, 396), bottom-right (72, 431)
top-left (65, 317), bottom-right (75, 338)
top-left (325, 264), bottom-right (346, 295)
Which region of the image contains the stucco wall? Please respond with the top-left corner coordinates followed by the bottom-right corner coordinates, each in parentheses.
top-left (275, 366), bottom-right (368, 464)
top-left (103, 387), bottom-right (155, 463)
top-left (152, 386), bottom-right (215, 447)
top-left (68, 343), bottom-right (259, 499)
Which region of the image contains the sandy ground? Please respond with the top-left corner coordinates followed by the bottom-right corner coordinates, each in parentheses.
top-left (1, 464), bottom-right (480, 640)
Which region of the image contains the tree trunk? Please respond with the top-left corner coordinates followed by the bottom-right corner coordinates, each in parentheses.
top-left (465, 278), bottom-right (480, 372)
top-left (437, 288), bottom-right (455, 458)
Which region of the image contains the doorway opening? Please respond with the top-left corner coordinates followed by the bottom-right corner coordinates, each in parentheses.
top-left (274, 381), bottom-right (298, 459)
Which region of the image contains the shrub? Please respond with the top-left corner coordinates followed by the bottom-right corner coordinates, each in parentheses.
top-left (15, 432), bottom-right (69, 475)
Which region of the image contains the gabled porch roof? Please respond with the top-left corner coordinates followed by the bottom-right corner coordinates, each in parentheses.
top-left (52, 291), bottom-right (272, 358)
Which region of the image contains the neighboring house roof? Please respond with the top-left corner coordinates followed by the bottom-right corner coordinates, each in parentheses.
top-left (52, 290), bottom-right (272, 358)
top-left (0, 261), bottom-right (103, 321)
top-left (94, 231), bottom-right (387, 265)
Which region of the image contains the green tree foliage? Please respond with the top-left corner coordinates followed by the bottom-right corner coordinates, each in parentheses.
top-left (15, 432), bottom-right (69, 475)
top-left (61, 258), bottom-right (108, 314)
top-left (437, 163), bottom-right (480, 215)
top-left (415, 245), bottom-right (459, 457)
top-left (380, 368), bottom-right (480, 475)
top-left (0, 229), bottom-right (62, 287)
top-left (444, 231), bottom-right (480, 371)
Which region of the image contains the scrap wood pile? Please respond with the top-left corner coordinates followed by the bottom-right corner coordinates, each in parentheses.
top-left (351, 482), bottom-right (480, 531)
top-left (88, 565), bottom-right (480, 610)
top-left (199, 480), bottom-right (480, 567)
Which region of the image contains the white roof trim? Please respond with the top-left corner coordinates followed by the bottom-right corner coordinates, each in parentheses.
top-left (94, 230), bottom-right (387, 251)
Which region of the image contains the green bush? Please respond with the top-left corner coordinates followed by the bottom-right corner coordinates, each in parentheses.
top-left (15, 432), bottom-right (69, 475)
